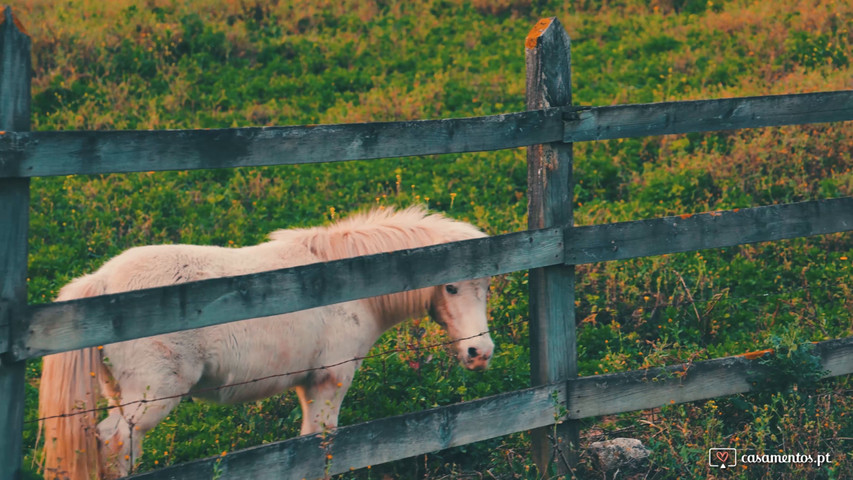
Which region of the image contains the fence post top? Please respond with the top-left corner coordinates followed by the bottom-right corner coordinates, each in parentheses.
top-left (525, 17), bottom-right (568, 50)
top-left (1, 5), bottom-right (29, 36)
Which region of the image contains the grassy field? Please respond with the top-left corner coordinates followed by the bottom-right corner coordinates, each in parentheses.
top-left (8, 0), bottom-right (853, 478)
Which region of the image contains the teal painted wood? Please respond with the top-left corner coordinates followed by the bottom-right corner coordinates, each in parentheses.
top-left (126, 383), bottom-right (567, 480)
top-left (13, 197), bottom-right (853, 361)
top-left (563, 90), bottom-right (853, 142)
top-left (13, 228), bottom-right (564, 360)
top-left (1, 91), bottom-right (849, 179)
top-left (564, 197), bottom-right (853, 265)
top-left (120, 332), bottom-right (853, 479)
top-left (566, 335), bottom-right (853, 419)
top-left (0, 6), bottom-right (30, 480)
top-left (525, 16), bottom-right (578, 473)
top-left (0, 108), bottom-right (564, 178)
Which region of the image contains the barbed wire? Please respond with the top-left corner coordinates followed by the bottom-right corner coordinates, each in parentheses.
top-left (30, 281), bottom-right (848, 424)
top-left (28, 319), bottom-right (528, 425)
top-left (588, 274), bottom-right (851, 314)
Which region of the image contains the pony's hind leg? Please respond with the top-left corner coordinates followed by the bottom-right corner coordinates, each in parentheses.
top-left (294, 364), bottom-right (357, 435)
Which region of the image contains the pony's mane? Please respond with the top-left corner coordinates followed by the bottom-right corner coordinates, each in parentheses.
top-left (268, 206), bottom-right (486, 260)
top-left (269, 206), bottom-right (486, 320)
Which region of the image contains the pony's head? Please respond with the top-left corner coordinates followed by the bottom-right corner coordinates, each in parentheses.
top-left (277, 206), bottom-right (496, 370)
top-left (430, 277), bottom-right (494, 371)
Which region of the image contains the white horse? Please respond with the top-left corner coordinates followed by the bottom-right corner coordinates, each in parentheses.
top-left (38, 206), bottom-right (494, 480)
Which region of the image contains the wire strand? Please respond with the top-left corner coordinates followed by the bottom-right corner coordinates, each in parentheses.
top-left (31, 283), bottom-right (846, 424)
top-left (29, 319), bottom-right (528, 425)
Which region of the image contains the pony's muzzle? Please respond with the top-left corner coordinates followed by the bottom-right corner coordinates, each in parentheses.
top-left (461, 343), bottom-right (493, 371)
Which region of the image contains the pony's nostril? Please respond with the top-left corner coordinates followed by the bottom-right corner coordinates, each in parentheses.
top-left (468, 347), bottom-right (478, 358)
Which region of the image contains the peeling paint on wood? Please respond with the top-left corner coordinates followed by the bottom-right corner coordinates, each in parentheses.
top-left (126, 383), bottom-right (566, 480)
top-left (0, 92), bottom-right (848, 178)
top-left (0, 108), bottom-right (565, 178)
top-left (525, 16), bottom-right (577, 473)
top-left (0, 6), bottom-right (30, 480)
top-left (563, 90), bottom-right (853, 142)
top-left (14, 228), bottom-right (564, 360)
top-left (564, 198), bottom-right (853, 265)
top-left (567, 336), bottom-right (853, 419)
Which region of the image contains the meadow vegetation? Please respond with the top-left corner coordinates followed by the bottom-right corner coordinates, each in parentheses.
top-left (8, 0), bottom-right (852, 477)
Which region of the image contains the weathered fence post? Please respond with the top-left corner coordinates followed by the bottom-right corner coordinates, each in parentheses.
top-left (0, 6), bottom-right (32, 480)
top-left (525, 17), bottom-right (579, 475)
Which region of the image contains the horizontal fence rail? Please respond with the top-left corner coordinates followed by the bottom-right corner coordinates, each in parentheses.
top-left (566, 335), bottom-right (853, 419)
top-left (12, 229), bottom-right (565, 360)
top-left (0, 108), bottom-right (565, 177)
top-left (126, 383), bottom-right (567, 480)
top-left (563, 90), bottom-right (853, 142)
top-left (565, 197), bottom-right (853, 264)
top-left (12, 197), bottom-right (852, 361)
top-left (1, 91), bottom-right (850, 178)
top-left (121, 334), bottom-right (853, 480)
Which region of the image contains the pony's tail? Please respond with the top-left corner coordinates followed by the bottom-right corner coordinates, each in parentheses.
top-left (39, 275), bottom-right (106, 480)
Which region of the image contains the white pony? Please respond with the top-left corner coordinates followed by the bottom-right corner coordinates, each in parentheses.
top-left (39, 206), bottom-right (494, 480)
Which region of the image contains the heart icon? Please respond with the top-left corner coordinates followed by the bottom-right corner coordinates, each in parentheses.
top-left (715, 451), bottom-right (729, 463)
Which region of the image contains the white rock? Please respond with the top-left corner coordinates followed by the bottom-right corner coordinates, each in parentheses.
top-left (588, 437), bottom-right (651, 473)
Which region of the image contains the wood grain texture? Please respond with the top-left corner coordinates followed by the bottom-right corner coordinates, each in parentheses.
top-left (525, 16), bottom-right (578, 473)
top-left (1, 91), bottom-right (848, 178)
top-left (0, 6), bottom-right (30, 480)
top-left (525, 18), bottom-right (576, 384)
top-left (126, 383), bottom-right (567, 480)
top-left (0, 302), bottom-right (8, 356)
top-left (18, 198), bottom-right (851, 361)
top-left (0, 108), bottom-right (564, 178)
top-left (14, 228), bottom-right (564, 360)
top-left (565, 197), bottom-right (853, 265)
top-left (0, 6), bottom-right (29, 133)
top-left (563, 90), bottom-right (853, 142)
top-left (566, 336), bottom-right (853, 419)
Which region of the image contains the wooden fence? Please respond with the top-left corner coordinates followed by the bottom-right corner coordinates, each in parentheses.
top-left (1, 8), bottom-right (852, 479)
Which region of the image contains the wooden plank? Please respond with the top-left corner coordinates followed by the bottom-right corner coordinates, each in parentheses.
top-left (0, 303), bottom-right (8, 355)
top-left (12, 228), bottom-right (564, 361)
top-left (0, 108), bottom-right (564, 178)
top-left (0, 6), bottom-right (30, 480)
top-left (13, 198), bottom-right (852, 361)
top-left (566, 336), bottom-right (853, 419)
top-left (563, 90), bottom-right (853, 142)
top-left (126, 382), bottom-right (567, 480)
top-left (525, 17), bottom-right (578, 473)
top-left (565, 197), bottom-right (853, 265)
top-left (2, 91), bottom-right (849, 179)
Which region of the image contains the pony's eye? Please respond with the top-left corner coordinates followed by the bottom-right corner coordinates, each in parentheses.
top-left (445, 285), bottom-right (458, 295)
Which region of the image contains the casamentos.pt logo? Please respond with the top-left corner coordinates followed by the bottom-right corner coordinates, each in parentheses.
top-left (709, 448), bottom-right (831, 469)
top-left (709, 448), bottom-right (736, 469)
top-left (740, 452), bottom-right (830, 467)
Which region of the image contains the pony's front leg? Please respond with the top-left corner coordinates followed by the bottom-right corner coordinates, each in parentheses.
top-left (96, 338), bottom-right (203, 477)
top-left (294, 366), bottom-right (356, 435)
top-left (98, 396), bottom-right (181, 479)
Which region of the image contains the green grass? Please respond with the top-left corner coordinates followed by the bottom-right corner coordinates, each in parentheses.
top-left (9, 0), bottom-right (853, 478)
